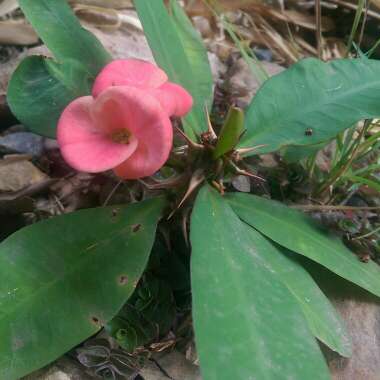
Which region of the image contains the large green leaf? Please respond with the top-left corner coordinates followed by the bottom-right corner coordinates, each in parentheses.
top-left (7, 56), bottom-right (92, 138)
top-left (134, 0), bottom-right (213, 140)
top-left (0, 198), bottom-right (165, 380)
top-left (243, 227), bottom-right (351, 357)
top-left (228, 193), bottom-right (380, 298)
top-left (190, 186), bottom-right (330, 380)
top-left (240, 58), bottom-right (380, 154)
top-left (18, 0), bottom-right (111, 77)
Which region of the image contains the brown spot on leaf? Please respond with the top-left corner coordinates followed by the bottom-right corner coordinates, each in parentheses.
top-left (12, 337), bottom-right (24, 351)
top-left (91, 316), bottom-right (101, 326)
top-left (359, 253), bottom-right (370, 263)
top-left (86, 243), bottom-right (98, 251)
top-left (119, 275), bottom-right (128, 285)
top-left (132, 223), bottom-right (142, 233)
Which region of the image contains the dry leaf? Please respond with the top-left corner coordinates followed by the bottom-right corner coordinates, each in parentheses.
top-left (0, 0), bottom-right (19, 17)
top-left (0, 156), bottom-right (47, 193)
top-left (69, 0), bottom-right (132, 9)
top-left (0, 21), bottom-right (38, 45)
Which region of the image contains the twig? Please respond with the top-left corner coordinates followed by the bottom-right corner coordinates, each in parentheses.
top-left (102, 180), bottom-right (123, 206)
top-left (329, 0), bottom-right (380, 21)
top-left (315, 0), bottom-right (322, 58)
top-left (291, 204), bottom-right (380, 212)
top-left (352, 225), bottom-right (380, 240)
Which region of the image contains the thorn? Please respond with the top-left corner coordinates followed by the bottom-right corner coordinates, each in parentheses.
top-left (211, 180), bottom-right (225, 195)
top-left (181, 207), bottom-right (191, 247)
top-left (236, 168), bottom-right (265, 181)
top-left (174, 126), bottom-right (204, 150)
top-left (168, 169), bottom-right (205, 219)
top-left (236, 145), bottom-right (267, 155)
top-left (229, 161), bottom-right (265, 182)
top-left (237, 129), bottom-right (247, 143)
top-left (204, 105), bottom-right (217, 139)
top-left (138, 173), bottom-right (188, 190)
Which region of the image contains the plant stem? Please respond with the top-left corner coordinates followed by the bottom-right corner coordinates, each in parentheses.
top-left (345, 0), bottom-right (365, 56)
top-left (352, 225), bottom-right (380, 240)
top-left (291, 204), bottom-right (380, 211)
top-left (315, 0), bottom-right (322, 58)
top-left (314, 122), bottom-right (369, 196)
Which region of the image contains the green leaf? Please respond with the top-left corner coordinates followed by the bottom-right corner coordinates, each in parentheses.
top-left (0, 198), bottom-right (165, 380)
top-left (228, 192), bottom-right (380, 298)
top-left (281, 141), bottom-right (327, 163)
top-left (243, 227), bottom-right (351, 357)
top-left (108, 274), bottom-right (176, 352)
top-left (107, 304), bottom-right (158, 352)
top-left (8, 0), bottom-right (111, 137)
top-left (18, 0), bottom-right (111, 77)
top-left (213, 106), bottom-right (244, 159)
top-left (134, 0), bottom-right (213, 140)
top-left (191, 186), bottom-right (330, 380)
top-left (7, 56), bottom-right (93, 138)
top-left (241, 58), bottom-right (380, 154)
top-left (344, 174), bottom-right (380, 192)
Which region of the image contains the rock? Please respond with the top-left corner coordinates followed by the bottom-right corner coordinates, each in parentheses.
top-left (207, 52), bottom-right (226, 82)
top-left (23, 356), bottom-right (94, 380)
top-left (89, 23), bottom-right (225, 82)
top-left (26, 369), bottom-right (71, 380)
top-left (1, 23), bottom-right (153, 95)
top-left (232, 175), bottom-right (251, 193)
top-left (0, 94), bottom-right (18, 130)
top-left (227, 58), bottom-right (284, 108)
top-left (0, 155), bottom-right (47, 192)
top-left (307, 262), bottom-right (380, 380)
top-left (0, 15), bottom-right (225, 94)
top-left (192, 16), bottom-right (213, 39)
top-left (252, 48), bottom-right (273, 62)
top-left (0, 20), bottom-right (39, 45)
top-left (140, 351), bottom-right (201, 380)
top-left (0, 131), bottom-right (44, 156)
top-left (86, 21), bottom-right (154, 62)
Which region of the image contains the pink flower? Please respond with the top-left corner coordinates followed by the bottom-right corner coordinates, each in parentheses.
top-left (57, 59), bottom-right (193, 179)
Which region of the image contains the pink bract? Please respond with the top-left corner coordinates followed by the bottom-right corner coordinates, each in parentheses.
top-left (93, 59), bottom-right (193, 117)
top-left (58, 59), bottom-right (193, 179)
top-left (58, 86), bottom-right (173, 179)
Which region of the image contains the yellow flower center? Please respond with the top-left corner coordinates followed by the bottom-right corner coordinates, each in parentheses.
top-left (110, 129), bottom-right (132, 144)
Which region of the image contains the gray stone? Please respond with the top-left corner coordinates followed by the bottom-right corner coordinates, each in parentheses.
top-left (23, 356), bottom-right (94, 380)
top-left (227, 58), bottom-right (284, 108)
top-left (0, 132), bottom-right (44, 156)
top-left (232, 175), bottom-right (251, 193)
top-left (0, 156), bottom-right (47, 192)
top-left (140, 351), bottom-right (201, 380)
top-left (308, 262), bottom-right (380, 380)
top-left (86, 21), bottom-right (154, 62)
top-left (0, 16), bottom-right (225, 95)
top-left (207, 52), bottom-right (226, 82)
